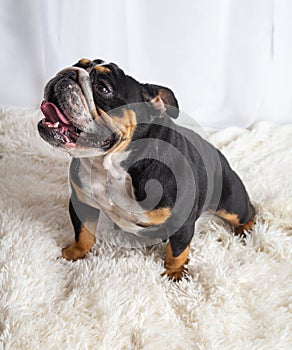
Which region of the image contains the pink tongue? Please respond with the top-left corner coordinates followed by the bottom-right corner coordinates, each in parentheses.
top-left (41, 101), bottom-right (72, 125)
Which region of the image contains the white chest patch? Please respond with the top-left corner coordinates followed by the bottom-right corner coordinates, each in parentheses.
top-left (70, 153), bottom-right (148, 235)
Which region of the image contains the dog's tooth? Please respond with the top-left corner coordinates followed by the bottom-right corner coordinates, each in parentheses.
top-left (54, 122), bottom-right (60, 128)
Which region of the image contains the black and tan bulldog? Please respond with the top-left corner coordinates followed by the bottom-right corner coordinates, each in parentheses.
top-left (38, 58), bottom-right (255, 280)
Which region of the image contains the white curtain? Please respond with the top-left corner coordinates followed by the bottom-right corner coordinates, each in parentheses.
top-left (0, 0), bottom-right (291, 127)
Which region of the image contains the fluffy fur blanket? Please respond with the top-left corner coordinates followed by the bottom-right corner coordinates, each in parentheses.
top-left (0, 107), bottom-right (291, 349)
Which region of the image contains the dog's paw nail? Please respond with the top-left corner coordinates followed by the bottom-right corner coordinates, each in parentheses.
top-left (61, 246), bottom-right (74, 261)
top-left (161, 268), bottom-right (188, 282)
top-left (61, 246), bottom-right (86, 261)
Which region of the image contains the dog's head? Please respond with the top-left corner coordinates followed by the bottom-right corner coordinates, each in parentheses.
top-left (38, 58), bottom-right (179, 157)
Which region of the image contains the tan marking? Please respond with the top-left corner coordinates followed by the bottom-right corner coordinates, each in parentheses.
top-left (92, 108), bottom-right (137, 152)
top-left (79, 58), bottom-right (91, 65)
top-left (235, 219), bottom-right (254, 235)
top-left (91, 109), bottom-right (100, 120)
top-left (139, 207), bottom-right (171, 227)
top-left (89, 106), bottom-right (101, 120)
top-left (162, 242), bottom-right (189, 281)
top-left (94, 65), bottom-right (110, 74)
top-left (216, 209), bottom-right (240, 226)
top-left (109, 109), bottom-right (137, 153)
top-left (216, 210), bottom-right (255, 236)
top-left (151, 95), bottom-right (166, 115)
top-left (62, 225), bottom-right (95, 261)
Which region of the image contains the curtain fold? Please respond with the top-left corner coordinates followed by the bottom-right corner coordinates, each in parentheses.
top-left (39, 0), bottom-right (61, 78)
top-left (0, 0), bottom-right (291, 127)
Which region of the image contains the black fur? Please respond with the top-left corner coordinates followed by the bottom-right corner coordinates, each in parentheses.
top-left (122, 118), bottom-right (255, 255)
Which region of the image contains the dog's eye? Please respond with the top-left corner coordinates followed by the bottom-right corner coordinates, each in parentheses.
top-left (95, 82), bottom-right (110, 95)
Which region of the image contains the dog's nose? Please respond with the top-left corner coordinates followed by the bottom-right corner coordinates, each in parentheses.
top-left (57, 69), bottom-right (79, 83)
top-left (63, 70), bottom-right (78, 81)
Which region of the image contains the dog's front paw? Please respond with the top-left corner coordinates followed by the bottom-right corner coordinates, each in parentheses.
top-left (61, 244), bottom-right (87, 261)
top-left (161, 267), bottom-right (188, 282)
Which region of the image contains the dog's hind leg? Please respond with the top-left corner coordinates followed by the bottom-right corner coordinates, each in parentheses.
top-left (214, 152), bottom-right (256, 236)
top-left (215, 175), bottom-right (255, 236)
top-left (215, 207), bottom-right (255, 236)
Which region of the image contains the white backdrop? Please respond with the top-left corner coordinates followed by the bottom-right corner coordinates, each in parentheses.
top-left (0, 0), bottom-right (291, 128)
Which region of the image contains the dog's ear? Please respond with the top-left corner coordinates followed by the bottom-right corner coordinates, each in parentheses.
top-left (143, 84), bottom-right (179, 119)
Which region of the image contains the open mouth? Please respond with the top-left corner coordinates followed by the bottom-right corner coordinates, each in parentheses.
top-left (39, 101), bottom-right (115, 150)
top-left (40, 101), bottom-right (82, 146)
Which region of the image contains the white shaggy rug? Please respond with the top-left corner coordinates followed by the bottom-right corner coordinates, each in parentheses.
top-left (0, 107), bottom-right (291, 350)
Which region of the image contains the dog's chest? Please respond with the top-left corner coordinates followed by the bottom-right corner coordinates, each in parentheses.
top-left (70, 154), bottom-right (148, 234)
